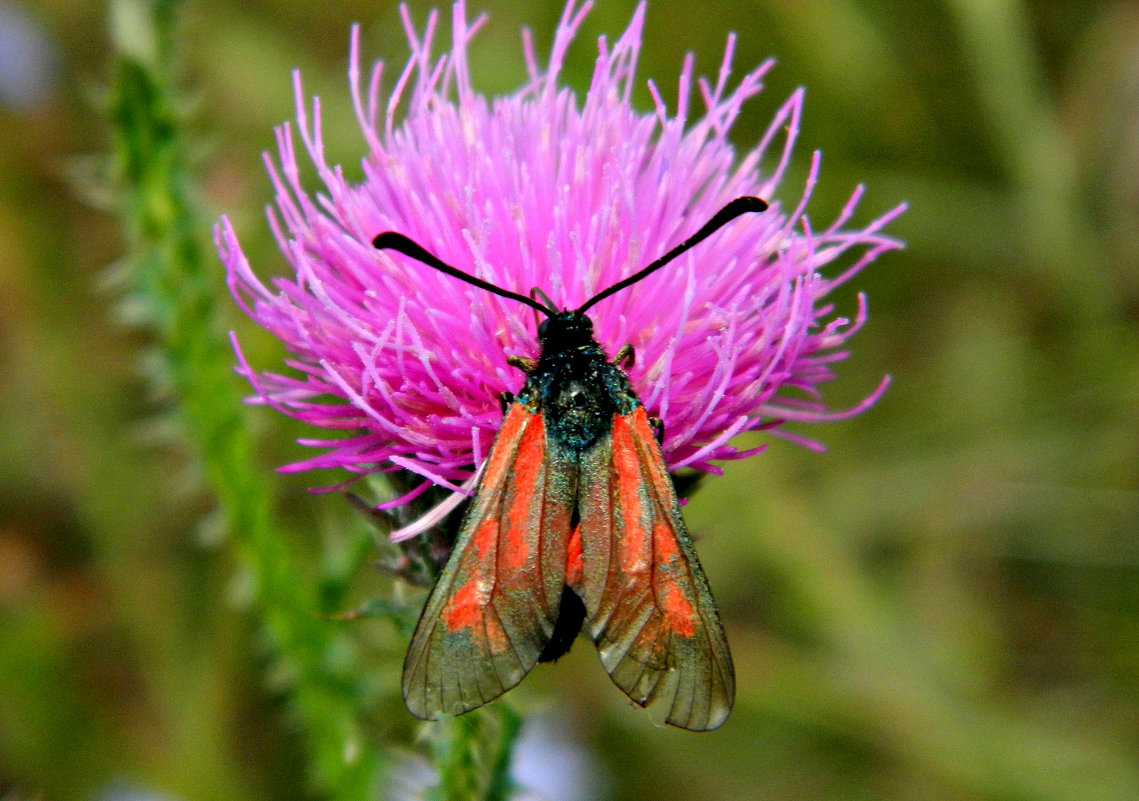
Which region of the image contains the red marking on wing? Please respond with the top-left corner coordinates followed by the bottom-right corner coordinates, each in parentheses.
top-left (402, 403), bottom-right (578, 721)
top-left (441, 520), bottom-right (497, 633)
top-left (484, 401), bottom-right (529, 475)
top-left (576, 405), bottom-right (735, 731)
top-left (566, 525), bottom-right (583, 590)
top-left (609, 415), bottom-right (698, 637)
top-left (441, 579), bottom-right (482, 631)
top-left (653, 521), bottom-right (696, 637)
top-left (612, 421), bottom-right (650, 574)
top-left (440, 413), bottom-right (548, 642)
top-left (441, 574), bottom-right (509, 649)
top-left (502, 415), bottom-right (546, 573)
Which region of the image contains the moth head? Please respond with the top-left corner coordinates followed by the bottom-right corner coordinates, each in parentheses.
top-left (537, 310), bottom-right (594, 350)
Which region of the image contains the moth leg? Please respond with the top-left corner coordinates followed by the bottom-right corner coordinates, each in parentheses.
top-left (612, 344), bottom-right (635, 369)
top-left (507, 355), bottom-right (538, 374)
top-left (648, 416), bottom-right (664, 445)
top-left (500, 391), bottom-right (515, 416)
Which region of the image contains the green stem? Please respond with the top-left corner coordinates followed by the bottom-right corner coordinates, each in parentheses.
top-left (105, 0), bottom-right (381, 796)
top-left (431, 706), bottom-right (522, 801)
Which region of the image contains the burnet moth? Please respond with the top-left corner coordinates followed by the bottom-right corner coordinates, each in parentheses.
top-left (373, 195), bottom-right (767, 731)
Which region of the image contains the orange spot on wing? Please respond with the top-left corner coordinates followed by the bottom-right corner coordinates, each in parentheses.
top-left (503, 413), bottom-right (545, 574)
top-left (441, 558), bottom-right (510, 652)
top-left (628, 407), bottom-right (673, 494)
top-left (470, 516), bottom-right (497, 558)
top-left (566, 525), bottom-right (583, 590)
top-left (612, 408), bottom-right (698, 637)
top-left (486, 404), bottom-right (530, 477)
top-left (611, 413), bottom-right (649, 573)
top-left (653, 520), bottom-right (680, 563)
top-left (438, 405), bottom-right (541, 654)
top-left (442, 578), bottom-right (486, 631)
top-left (443, 518), bottom-right (498, 632)
top-left (653, 522), bottom-right (697, 637)
top-left (659, 584), bottom-right (697, 637)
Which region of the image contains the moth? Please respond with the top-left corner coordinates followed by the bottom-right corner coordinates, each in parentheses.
top-left (374, 195), bottom-right (766, 730)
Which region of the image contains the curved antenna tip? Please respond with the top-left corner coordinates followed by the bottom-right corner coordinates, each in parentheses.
top-left (732, 196), bottom-right (768, 213)
top-left (373, 230), bottom-right (553, 316)
top-left (578, 195), bottom-right (768, 314)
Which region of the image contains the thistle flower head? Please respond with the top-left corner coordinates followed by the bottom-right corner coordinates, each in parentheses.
top-left (217, 0), bottom-right (904, 521)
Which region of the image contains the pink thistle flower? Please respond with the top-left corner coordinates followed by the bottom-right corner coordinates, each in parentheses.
top-left (216, 1), bottom-right (904, 531)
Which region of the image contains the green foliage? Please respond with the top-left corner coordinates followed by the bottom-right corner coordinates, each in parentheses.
top-left (103, 0), bottom-right (386, 797)
top-left (429, 707), bottom-right (522, 801)
top-left (1, 0), bottom-right (1137, 800)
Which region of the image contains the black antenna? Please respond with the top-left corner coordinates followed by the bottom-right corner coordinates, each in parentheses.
top-left (577, 196), bottom-right (768, 315)
top-left (373, 232), bottom-right (554, 316)
top-left (374, 195), bottom-right (766, 319)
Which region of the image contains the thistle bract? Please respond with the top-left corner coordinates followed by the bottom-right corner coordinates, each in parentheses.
top-left (216, 0), bottom-right (904, 522)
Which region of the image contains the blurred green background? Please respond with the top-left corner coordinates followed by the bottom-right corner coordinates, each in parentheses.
top-left (2, 0), bottom-right (1138, 799)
